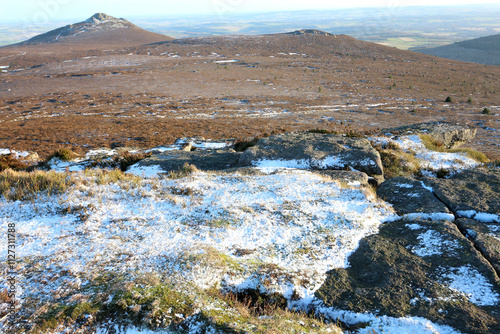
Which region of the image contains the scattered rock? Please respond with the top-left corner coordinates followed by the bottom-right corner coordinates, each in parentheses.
top-left (130, 150), bottom-right (241, 173)
top-left (377, 177), bottom-right (451, 216)
top-left (316, 219), bottom-right (500, 334)
top-left (423, 169), bottom-right (500, 221)
top-left (180, 143), bottom-right (194, 152)
top-left (368, 174), bottom-right (385, 187)
top-left (382, 122), bottom-right (477, 148)
top-left (239, 132), bottom-right (384, 176)
top-left (24, 152), bottom-right (39, 161)
top-left (456, 218), bottom-right (500, 276)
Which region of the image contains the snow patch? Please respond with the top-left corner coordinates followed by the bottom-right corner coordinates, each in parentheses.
top-left (315, 305), bottom-right (463, 334)
top-left (403, 212), bottom-right (455, 222)
top-left (410, 229), bottom-right (461, 257)
top-left (457, 210), bottom-right (499, 223)
top-left (126, 164), bottom-right (165, 178)
top-left (442, 266), bottom-right (500, 306)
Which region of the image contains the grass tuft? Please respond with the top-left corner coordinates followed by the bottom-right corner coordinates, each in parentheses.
top-left (168, 163), bottom-right (199, 179)
top-left (49, 147), bottom-right (79, 161)
top-left (0, 169), bottom-right (72, 201)
top-left (372, 142), bottom-right (422, 179)
top-left (419, 134), bottom-right (489, 163)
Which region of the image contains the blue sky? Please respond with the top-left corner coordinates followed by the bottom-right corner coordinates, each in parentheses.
top-left (2, 0), bottom-right (500, 23)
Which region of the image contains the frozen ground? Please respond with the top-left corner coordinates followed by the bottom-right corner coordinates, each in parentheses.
top-left (0, 134), bottom-right (496, 333)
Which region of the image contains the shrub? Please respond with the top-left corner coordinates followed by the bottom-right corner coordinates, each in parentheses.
top-left (467, 96), bottom-right (473, 103)
top-left (233, 137), bottom-right (260, 152)
top-left (50, 147), bottom-right (79, 161)
top-left (445, 96), bottom-right (453, 103)
top-left (482, 108), bottom-right (491, 115)
top-left (0, 154), bottom-right (28, 172)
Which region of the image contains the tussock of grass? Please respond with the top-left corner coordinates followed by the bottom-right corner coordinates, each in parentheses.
top-left (49, 147), bottom-right (79, 161)
top-left (372, 142), bottom-right (422, 179)
top-left (0, 169), bottom-right (72, 201)
top-left (168, 162), bottom-right (199, 179)
top-left (419, 134), bottom-right (489, 163)
top-left (82, 168), bottom-right (142, 186)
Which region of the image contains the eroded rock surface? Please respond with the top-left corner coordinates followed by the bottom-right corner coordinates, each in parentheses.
top-left (316, 219), bottom-right (500, 334)
top-left (377, 176), bottom-right (451, 216)
top-left (423, 169), bottom-right (500, 221)
top-left (132, 150), bottom-right (241, 173)
top-left (456, 218), bottom-right (500, 276)
top-left (239, 132), bottom-right (384, 175)
top-left (383, 122), bottom-right (477, 148)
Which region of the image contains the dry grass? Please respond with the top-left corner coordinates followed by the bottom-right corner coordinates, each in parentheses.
top-left (0, 169), bottom-right (72, 201)
top-left (48, 147), bottom-right (80, 161)
top-left (372, 142), bottom-right (422, 179)
top-left (82, 168), bottom-right (142, 186)
top-left (201, 287), bottom-right (343, 333)
top-left (167, 162), bottom-right (200, 179)
top-left (419, 134), bottom-right (490, 163)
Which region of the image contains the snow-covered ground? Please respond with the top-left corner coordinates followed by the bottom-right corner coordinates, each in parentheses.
top-left (371, 135), bottom-right (480, 173)
top-left (0, 134), bottom-right (496, 333)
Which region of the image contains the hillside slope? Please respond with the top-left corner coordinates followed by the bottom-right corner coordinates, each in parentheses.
top-left (415, 34), bottom-right (500, 65)
top-left (13, 13), bottom-right (172, 48)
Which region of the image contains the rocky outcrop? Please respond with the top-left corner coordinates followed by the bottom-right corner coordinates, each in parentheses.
top-left (131, 150), bottom-right (241, 173)
top-left (456, 218), bottom-right (500, 276)
top-left (377, 177), bottom-right (451, 216)
top-left (315, 167), bottom-right (500, 334)
top-left (286, 29), bottom-right (335, 36)
top-left (382, 122), bottom-right (477, 148)
top-left (422, 169), bottom-right (500, 221)
top-left (316, 219), bottom-right (500, 334)
top-left (239, 132), bottom-right (384, 176)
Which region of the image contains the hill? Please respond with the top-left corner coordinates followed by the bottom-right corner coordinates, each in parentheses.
top-left (12, 13), bottom-right (172, 49)
top-left (415, 33), bottom-right (500, 65)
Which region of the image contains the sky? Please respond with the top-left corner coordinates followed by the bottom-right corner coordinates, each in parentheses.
top-left (2, 0), bottom-right (500, 24)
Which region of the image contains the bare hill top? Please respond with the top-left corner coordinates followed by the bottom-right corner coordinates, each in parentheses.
top-left (11, 13), bottom-right (172, 49)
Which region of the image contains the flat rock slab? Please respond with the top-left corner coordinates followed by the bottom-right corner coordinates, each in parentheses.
top-left (239, 132), bottom-right (383, 175)
top-left (456, 218), bottom-right (500, 276)
top-left (377, 177), bottom-right (451, 217)
top-left (316, 219), bottom-right (500, 334)
top-left (131, 150), bottom-right (241, 172)
top-left (423, 169), bottom-right (500, 222)
top-left (382, 122), bottom-right (476, 148)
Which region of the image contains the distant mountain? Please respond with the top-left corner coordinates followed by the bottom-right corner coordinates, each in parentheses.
top-left (15, 13), bottom-right (172, 48)
top-left (415, 34), bottom-right (500, 65)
